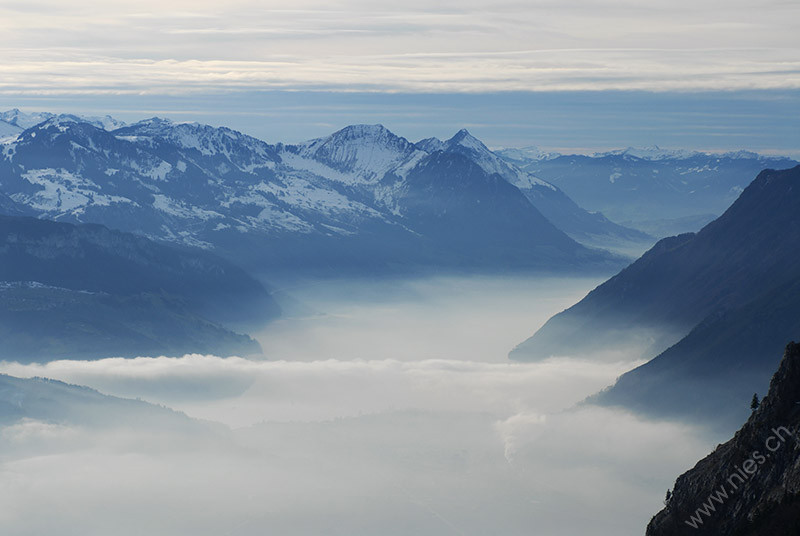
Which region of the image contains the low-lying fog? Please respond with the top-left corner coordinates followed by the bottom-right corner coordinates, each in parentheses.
top-left (0, 276), bottom-right (719, 535)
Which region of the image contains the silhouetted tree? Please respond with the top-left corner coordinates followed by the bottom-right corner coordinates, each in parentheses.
top-left (751, 393), bottom-right (760, 411)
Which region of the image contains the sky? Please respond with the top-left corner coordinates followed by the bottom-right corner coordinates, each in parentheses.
top-left (0, 0), bottom-right (798, 153)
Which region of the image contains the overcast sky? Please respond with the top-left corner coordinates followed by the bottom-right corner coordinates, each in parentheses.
top-left (1, 0), bottom-right (798, 153)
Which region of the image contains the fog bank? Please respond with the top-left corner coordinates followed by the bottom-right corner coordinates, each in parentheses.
top-left (0, 276), bottom-right (720, 535)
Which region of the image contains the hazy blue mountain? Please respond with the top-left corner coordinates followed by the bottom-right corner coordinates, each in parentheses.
top-left (589, 166), bottom-right (800, 427)
top-left (0, 374), bottom-right (204, 431)
top-left (0, 108), bottom-right (125, 132)
top-left (591, 278), bottom-right (800, 429)
top-left (511, 165), bottom-right (800, 428)
top-left (512, 165), bottom-right (800, 364)
top-left (0, 121), bottom-right (22, 140)
top-left (419, 130), bottom-right (653, 252)
top-left (623, 213), bottom-right (718, 238)
top-left (396, 150), bottom-right (593, 266)
top-left (646, 342), bottom-right (800, 535)
top-left (0, 214), bottom-right (277, 362)
top-left (498, 146), bottom-right (798, 236)
top-left (0, 190), bottom-right (30, 216)
top-left (0, 115), bottom-right (622, 276)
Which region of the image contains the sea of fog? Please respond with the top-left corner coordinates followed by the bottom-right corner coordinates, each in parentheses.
top-left (0, 276), bottom-right (719, 536)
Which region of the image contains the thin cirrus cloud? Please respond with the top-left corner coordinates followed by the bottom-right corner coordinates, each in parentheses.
top-left (0, 0), bottom-right (797, 95)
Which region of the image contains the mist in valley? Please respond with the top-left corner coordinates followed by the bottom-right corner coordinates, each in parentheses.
top-left (0, 276), bottom-right (723, 535)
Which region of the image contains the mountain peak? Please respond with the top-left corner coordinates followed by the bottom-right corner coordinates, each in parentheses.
top-left (445, 128), bottom-right (495, 155)
top-left (114, 117), bottom-right (278, 161)
top-left (320, 123), bottom-right (411, 150)
top-left (329, 124), bottom-right (396, 141)
top-left (20, 114), bottom-right (102, 137)
top-left (288, 123), bottom-right (418, 181)
top-left (40, 114), bottom-right (84, 127)
top-left (415, 137), bottom-right (445, 153)
top-left (1, 109), bottom-right (57, 130)
top-left (133, 117), bottom-right (175, 129)
top-left (447, 128), bottom-right (480, 145)
top-left (1, 109), bottom-right (125, 132)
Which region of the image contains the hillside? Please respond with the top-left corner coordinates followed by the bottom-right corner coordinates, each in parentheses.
top-left (646, 342), bottom-right (800, 536)
top-left (0, 215), bottom-right (277, 361)
top-left (511, 165), bottom-right (800, 364)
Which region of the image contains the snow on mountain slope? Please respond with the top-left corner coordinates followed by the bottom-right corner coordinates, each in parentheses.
top-left (15, 168), bottom-right (137, 214)
top-left (439, 129), bottom-right (557, 191)
top-left (1, 117), bottom-right (399, 244)
top-left (286, 124), bottom-right (424, 184)
top-left (0, 113), bottom-right (623, 273)
top-left (89, 115), bottom-right (126, 131)
top-left (115, 118), bottom-right (277, 165)
top-left (597, 145), bottom-right (700, 160)
top-left (0, 109), bottom-right (56, 130)
top-left (493, 146), bottom-right (562, 163)
top-left (414, 137), bottom-right (445, 153)
top-left (0, 109), bottom-right (125, 132)
top-left (420, 129), bottom-right (651, 251)
top-left (0, 120), bottom-right (22, 141)
top-left (504, 147), bottom-right (799, 233)
top-left (596, 146), bottom-right (780, 162)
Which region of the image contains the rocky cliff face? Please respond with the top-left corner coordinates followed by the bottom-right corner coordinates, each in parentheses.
top-left (646, 342), bottom-right (800, 536)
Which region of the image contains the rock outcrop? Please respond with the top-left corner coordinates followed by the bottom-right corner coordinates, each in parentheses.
top-left (646, 342), bottom-right (800, 536)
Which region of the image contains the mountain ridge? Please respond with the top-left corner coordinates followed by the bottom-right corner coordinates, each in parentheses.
top-left (0, 214), bottom-right (277, 361)
top-left (0, 112), bottom-right (630, 275)
top-left (645, 342), bottom-right (800, 536)
top-left (498, 147), bottom-right (798, 236)
top-left (511, 165), bottom-right (800, 366)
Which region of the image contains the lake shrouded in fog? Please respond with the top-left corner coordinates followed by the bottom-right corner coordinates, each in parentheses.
top-left (0, 276), bottom-right (718, 535)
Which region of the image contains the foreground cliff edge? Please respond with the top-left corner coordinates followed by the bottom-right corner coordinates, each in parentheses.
top-left (647, 342), bottom-right (800, 535)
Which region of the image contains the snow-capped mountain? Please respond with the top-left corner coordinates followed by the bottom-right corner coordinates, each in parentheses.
top-left (285, 124), bottom-right (425, 184)
top-left (594, 145), bottom-right (700, 161)
top-left (0, 109), bottom-right (57, 130)
top-left (493, 146), bottom-right (561, 163)
top-left (420, 129), bottom-right (651, 249)
top-left (500, 146), bottom-right (798, 236)
top-left (0, 121), bottom-right (22, 141)
top-left (0, 108), bottom-right (125, 132)
top-left (0, 113), bottom-right (623, 275)
top-left (418, 129), bottom-right (555, 191)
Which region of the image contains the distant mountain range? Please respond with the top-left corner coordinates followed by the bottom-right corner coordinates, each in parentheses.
top-left (512, 165), bottom-right (800, 429)
top-left (497, 145), bottom-right (798, 237)
top-left (0, 214), bottom-right (278, 361)
top-left (0, 108), bottom-right (125, 136)
top-left (0, 109), bottom-right (644, 276)
top-left (646, 342), bottom-right (800, 535)
top-left (4, 108), bottom-right (796, 366)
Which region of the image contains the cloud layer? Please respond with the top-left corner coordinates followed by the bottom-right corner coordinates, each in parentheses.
top-left (0, 276), bottom-right (736, 535)
top-left (1, 0), bottom-right (798, 94)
